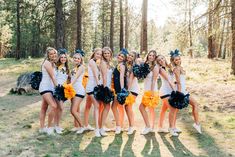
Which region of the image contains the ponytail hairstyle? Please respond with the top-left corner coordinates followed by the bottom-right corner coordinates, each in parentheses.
top-left (145, 49), bottom-right (157, 70)
top-left (90, 48), bottom-right (102, 60)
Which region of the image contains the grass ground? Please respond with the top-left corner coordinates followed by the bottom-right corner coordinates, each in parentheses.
top-left (0, 57), bottom-right (234, 157)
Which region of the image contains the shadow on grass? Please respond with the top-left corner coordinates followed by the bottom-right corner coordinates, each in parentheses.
top-left (5, 131), bottom-right (85, 156)
top-left (160, 134), bottom-right (197, 157)
top-left (122, 131), bottom-right (136, 157)
top-left (141, 132), bottom-right (160, 157)
top-left (103, 133), bottom-right (123, 157)
top-left (185, 125), bottom-right (230, 157)
top-left (81, 136), bottom-right (103, 156)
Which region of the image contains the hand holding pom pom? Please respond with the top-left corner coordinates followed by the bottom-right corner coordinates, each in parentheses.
top-left (168, 91), bottom-right (189, 109)
top-left (64, 83), bottom-right (76, 99)
top-left (93, 85), bottom-right (105, 101)
top-left (117, 88), bottom-right (129, 105)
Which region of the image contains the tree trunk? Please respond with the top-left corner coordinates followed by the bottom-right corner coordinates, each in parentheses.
top-left (188, 0), bottom-right (193, 58)
top-left (140, 0), bottom-right (148, 54)
top-left (119, 0), bottom-right (124, 50)
top-left (110, 0), bottom-right (115, 51)
top-left (16, 0), bottom-right (21, 60)
top-left (102, 0), bottom-right (105, 47)
top-left (231, 0), bottom-right (235, 74)
top-left (124, 0), bottom-right (129, 49)
top-left (76, 0), bottom-right (82, 49)
top-left (208, 0), bottom-right (216, 59)
top-left (55, 0), bottom-right (65, 49)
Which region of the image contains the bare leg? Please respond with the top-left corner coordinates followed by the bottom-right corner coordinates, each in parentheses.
top-left (55, 100), bottom-right (63, 127)
top-left (100, 103), bottom-right (111, 128)
top-left (99, 102), bottom-right (104, 127)
top-left (88, 95), bottom-right (100, 129)
top-left (158, 99), bottom-right (169, 128)
top-left (111, 99), bottom-right (120, 127)
top-left (125, 105), bottom-right (134, 127)
top-left (84, 96), bottom-right (92, 126)
top-left (40, 99), bottom-right (48, 129)
top-left (149, 107), bottom-right (156, 129)
top-left (189, 96), bottom-right (200, 124)
top-left (42, 93), bottom-right (57, 127)
top-left (71, 97), bottom-right (83, 127)
top-left (168, 105), bottom-right (177, 128)
top-left (118, 104), bottom-right (125, 128)
top-left (139, 104), bottom-right (150, 127)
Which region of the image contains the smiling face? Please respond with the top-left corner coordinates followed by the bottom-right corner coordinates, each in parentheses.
top-left (147, 52), bottom-right (156, 63)
top-left (127, 52), bottom-right (135, 63)
top-left (117, 53), bottom-right (125, 63)
top-left (103, 50), bottom-right (112, 61)
top-left (173, 56), bottom-right (181, 66)
top-left (156, 55), bottom-right (166, 67)
top-left (59, 54), bottom-right (67, 64)
top-left (94, 50), bottom-right (102, 60)
top-left (48, 49), bottom-right (58, 62)
top-left (73, 53), bottom-right (82, 65)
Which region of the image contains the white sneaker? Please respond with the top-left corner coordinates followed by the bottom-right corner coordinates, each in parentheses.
top-left (47, 127), bottom-right (55, 135)
top-left (39, 127), bottom-right (47, 134)
top-left (193, 123), bottom-right (202, 134)
top-left (174, 128), bottom-right (182, 133)
top-left (127, 127), bottom-right (135, 135)
top-left (168, 128), bottom-right (178, 137)
top-left (76, 127), bottom-right (85, 134)
top-left (150, 128), bottom-right (155, 133)
top-left (54, 126), bottom-right (63, 134)
top-left (71, 127), bottom-right (79, 132)
top-left (115, 126), bottom-right (122, 134)
top-left (141, 127), bottom-right (152, 135)
top-left (95, 129), bottom-right (101, 137)
top-left (100, 128), bottom-right (108, 136)
top-left (103, 126), bottom-right (112, 132)
top-left (157, 128), bottom-right (169, 133)
top-left (84, 124), bottom-right (95, 131)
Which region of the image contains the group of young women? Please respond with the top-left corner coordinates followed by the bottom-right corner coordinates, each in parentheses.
top-left (38, 46), bottom-right (202, 137)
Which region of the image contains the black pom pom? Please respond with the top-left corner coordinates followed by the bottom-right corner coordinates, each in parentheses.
top-left (132, 64), bottom-right (142, 79)
top-left (54, 85), bottom-right (66, 101)
top-left (30, 71), bottom-right (42, 90)
top-left (117, 88), bottom-right (129, 105)
top-left (103, 87), bottom-right (114, 104)
top-left (168, 91), bottom-right (189, 109)
top-left (94, 85), bottom-right (105, 101)
top-left (140, 63), bottom-right (151, 79)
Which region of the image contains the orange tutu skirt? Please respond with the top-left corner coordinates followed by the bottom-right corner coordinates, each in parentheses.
top-left (125, 94), bottom-right (136, 106)
top-left (141, 91), bottom-right (159, 108)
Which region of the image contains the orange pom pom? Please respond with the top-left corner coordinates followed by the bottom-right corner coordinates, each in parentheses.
top-left (63, 83), bottom-right (76, 99)
top-left (125, 94), bottom-right (135, 106)
top-left (82, 71), bottom-right (88, 88)
top-left (141, 91), bottom-right (159, 108)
